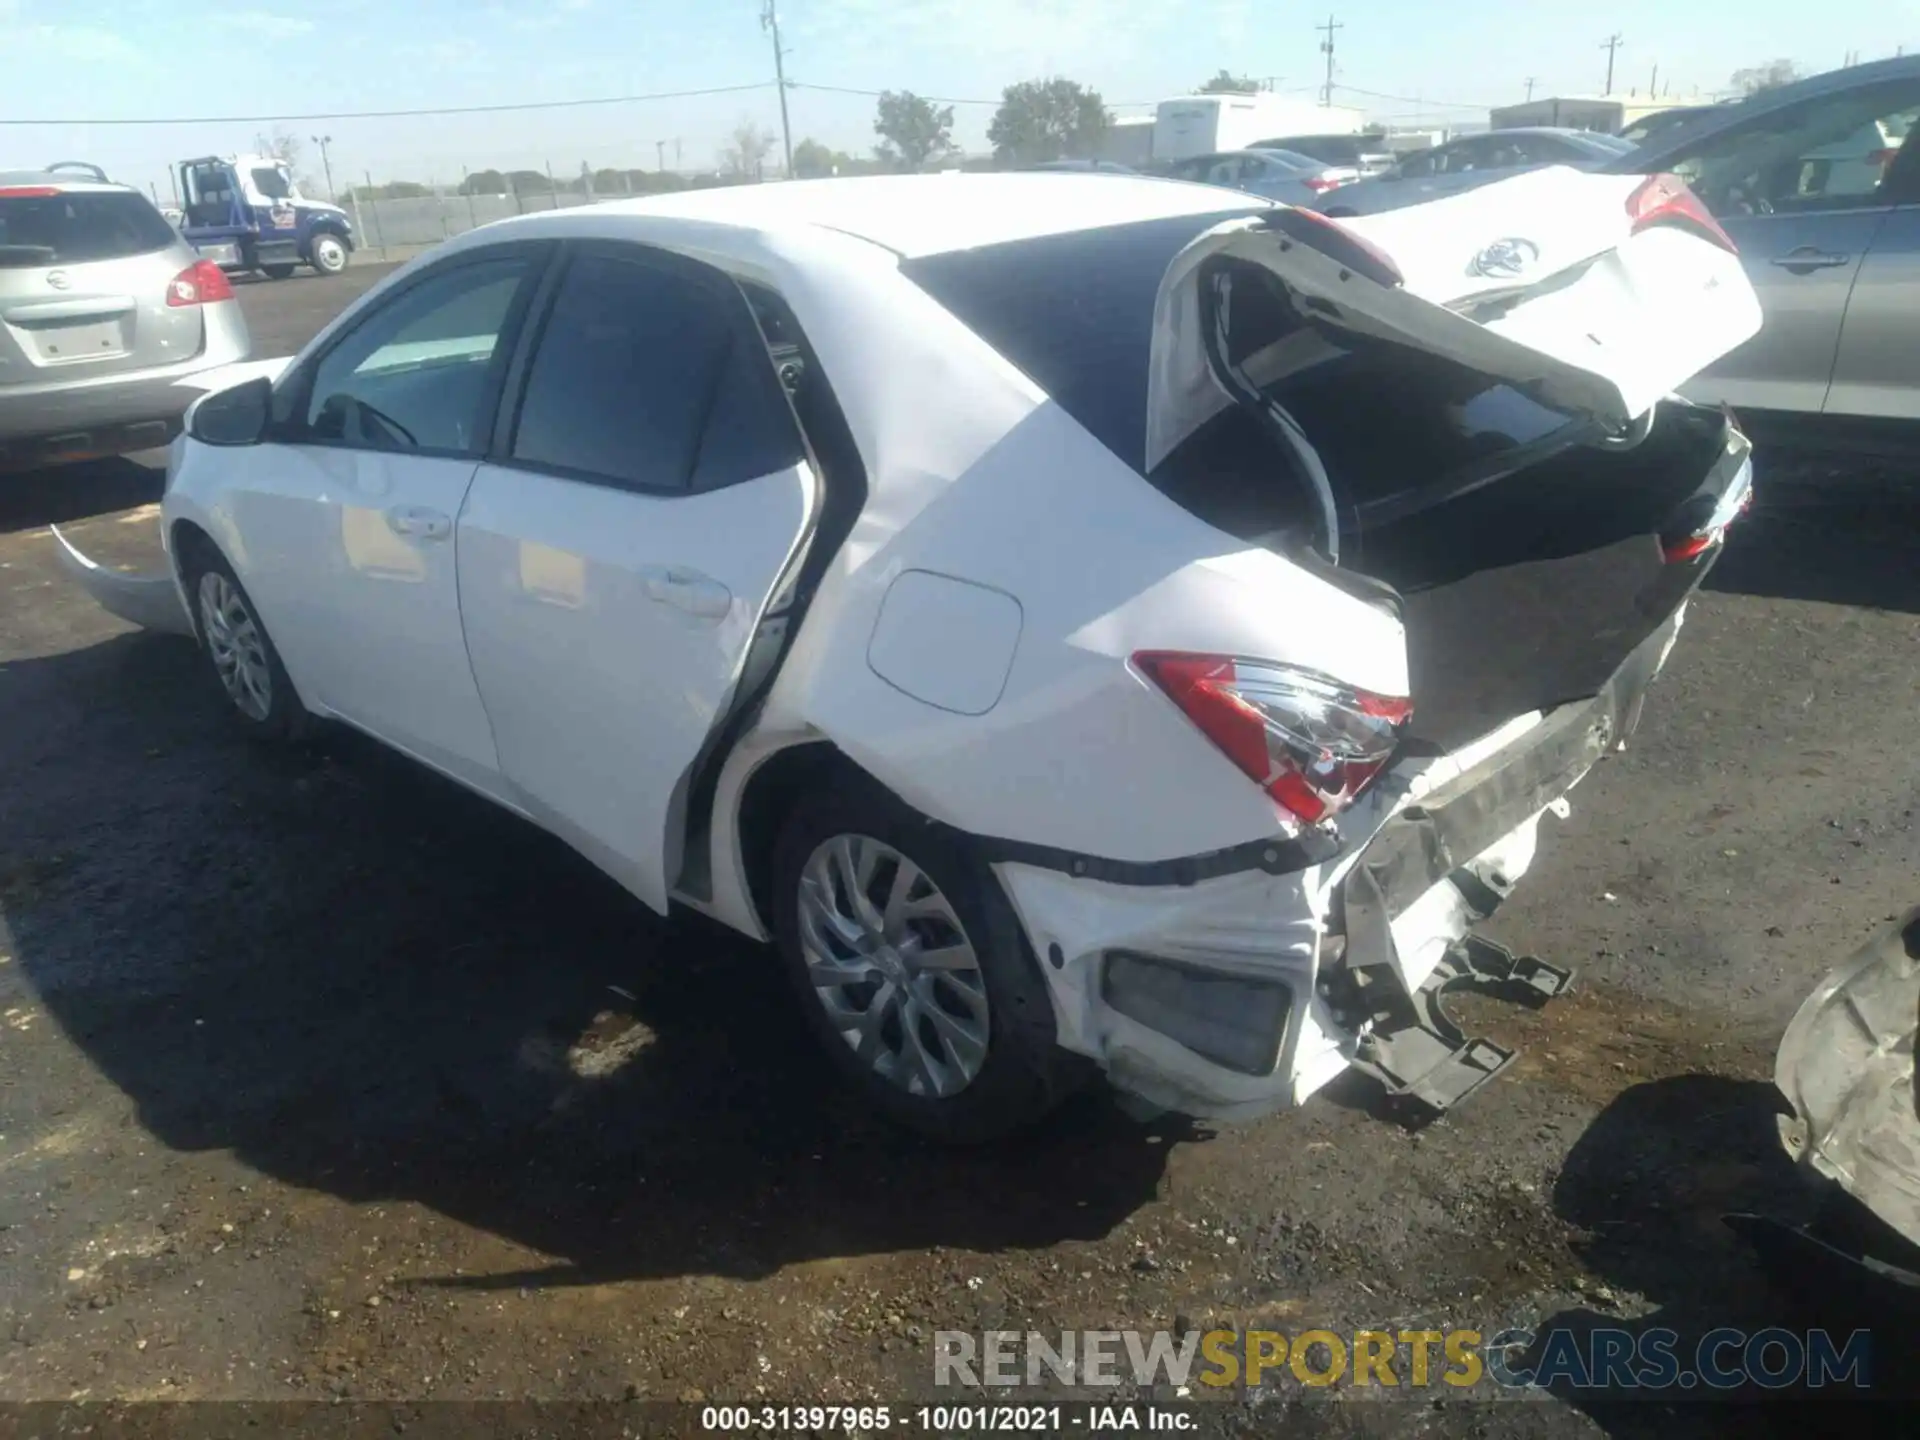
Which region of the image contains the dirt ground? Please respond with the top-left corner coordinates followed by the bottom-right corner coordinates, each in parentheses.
top-left (1, 265), bottom-right (1917, 1438)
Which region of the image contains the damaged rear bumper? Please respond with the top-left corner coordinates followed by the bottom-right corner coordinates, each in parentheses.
top-left (998, 605), bottom-right (1690, 1123)
top-left (48, 525), bottom-right (194, 638)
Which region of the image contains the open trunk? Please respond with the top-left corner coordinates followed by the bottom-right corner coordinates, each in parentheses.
top-left (1145, 170), bottom-right (1760, 750)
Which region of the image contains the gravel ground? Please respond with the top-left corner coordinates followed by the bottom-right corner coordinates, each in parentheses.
top-left (0, 266), bottom-right (1916, 1437)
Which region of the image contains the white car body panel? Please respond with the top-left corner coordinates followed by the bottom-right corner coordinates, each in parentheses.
top-left (1146, 169), bottom-right (1763, 469)
top-left (122, 173), bottom-right (1761, 1122)
top-left (455, 460), bottom-right (816, 913)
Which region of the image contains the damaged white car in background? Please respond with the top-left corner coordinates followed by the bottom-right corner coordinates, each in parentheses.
top-left (56, 170), bottom-right (1760, 1141)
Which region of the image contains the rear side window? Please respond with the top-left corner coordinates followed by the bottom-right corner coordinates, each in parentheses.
top-left (0, 191), bottom-right (177, 268)
top-left (901, 208), bottom-right (1261, 471)
top-left (510, 250), bottom-right (803, 493)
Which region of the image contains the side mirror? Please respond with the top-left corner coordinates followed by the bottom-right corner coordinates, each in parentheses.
top-left (187, 375), bottom-right (272, 447)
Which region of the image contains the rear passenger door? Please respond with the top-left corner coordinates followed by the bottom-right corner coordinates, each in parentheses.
top-left (456, 243), bottom-right (815, 913)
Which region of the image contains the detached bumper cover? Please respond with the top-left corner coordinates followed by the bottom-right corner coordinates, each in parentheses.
top-left (48, 526), bottom-right (193, 638)
top-left (1775, 907), bottom-right (1920, 1254)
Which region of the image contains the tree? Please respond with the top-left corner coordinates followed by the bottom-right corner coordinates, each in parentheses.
top-left (460, 169), bottom-right (508, 196)
top-left (987, 77), bottom-right (1110, 165)
top-left (1197, 70), bottom-right (1264, 94)
top-left (873, 91), bottom-right (956, 170)
top-left (721, 119), bottom-right (776, 180)
top-left (792, 137), bottom-right (855, 179)
top-left (987, 78), bottom-right (1111, 166)
top-left (1731, 59), bottom-right (1804, 94)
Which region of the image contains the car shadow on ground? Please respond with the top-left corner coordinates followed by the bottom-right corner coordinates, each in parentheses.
top-left (1, 631), bottom-right (1184, 1291)
top-left (1522, 1074), bottom-right (1915, 1433)
top-left (1704, 457), bottom-right (1920, 614)
top-left (0, 456), bottom-right (163, 533)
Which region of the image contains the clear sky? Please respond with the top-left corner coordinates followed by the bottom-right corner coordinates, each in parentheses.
top-left (3, 0), bottom-right (1915, 199)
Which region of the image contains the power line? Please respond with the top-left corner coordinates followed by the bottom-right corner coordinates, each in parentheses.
top-left (0, 81), bottom-right (775, 127)
top-left (1332, 83), bottom-right (1492, 110)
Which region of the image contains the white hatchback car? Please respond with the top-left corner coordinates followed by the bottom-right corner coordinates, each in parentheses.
top-left (63, 172), bottom-right (1760, 1141)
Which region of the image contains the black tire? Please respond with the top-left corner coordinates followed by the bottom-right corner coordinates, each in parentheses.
top-left (308, 232), bottom-right (349, 275)
top-left (178, 542), bottom-right (309, 743)
top-left (771, 776), bottom-right (1087, 1143)
top-left (261, 264), bottom-right (296, 280)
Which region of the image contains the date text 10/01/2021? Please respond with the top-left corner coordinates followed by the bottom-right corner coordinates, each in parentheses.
top-left (701, 1406), bottom-right (1193, 1431)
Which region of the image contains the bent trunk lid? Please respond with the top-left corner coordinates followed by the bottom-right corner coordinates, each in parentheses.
top-left (1146, 166), bottom-right (1762, 470)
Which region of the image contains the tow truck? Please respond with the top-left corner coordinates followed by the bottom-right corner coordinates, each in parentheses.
top-left (175, 154), bottom-right (355, 279)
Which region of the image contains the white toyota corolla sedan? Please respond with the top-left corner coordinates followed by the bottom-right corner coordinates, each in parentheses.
top-left (61, 171), bottom-right (1761, 1141)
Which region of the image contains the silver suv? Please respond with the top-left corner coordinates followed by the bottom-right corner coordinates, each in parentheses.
top-left (1, 163), bottom-right (250, 469)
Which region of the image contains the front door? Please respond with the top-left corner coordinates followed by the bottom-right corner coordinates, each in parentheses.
top-left (231, 246), bottom-right (549, 791)
top-left (1662, 81), bottom-right (1920, 414)
top-left (456, 245), bottom-right (815, 912)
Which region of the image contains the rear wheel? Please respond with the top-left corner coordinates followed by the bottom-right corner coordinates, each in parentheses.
top-left (771, 780), bottom-right (1084, 1142)
top-left (309, 233), bottom-right (349, 275)
top-left (180, 546), bottom-right (308, 742)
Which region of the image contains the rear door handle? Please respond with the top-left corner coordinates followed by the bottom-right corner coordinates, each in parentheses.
top-left (639, 565), bottom-right (732, 620)
top-left (385, 505), bottom-right (451, 541)
top-left (1769, 247), bottom-right (1853, 271)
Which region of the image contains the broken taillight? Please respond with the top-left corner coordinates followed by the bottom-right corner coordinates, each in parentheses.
top-left (1626, 172), bottom-right (1737, 255)
top-left (166, 259), bottom-right (235, 307)
top-left (1133, 653), bottom-right (1411, 826)
top-left (1662, 456), bottom-right (1755, 563)
top-left (1301, 174), bottom-right (1344, 194)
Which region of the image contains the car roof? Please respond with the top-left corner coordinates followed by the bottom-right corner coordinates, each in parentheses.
top-left (494, 173), bottom-right (1270, 259)
top-left (0, 169), bottom-right (133, 193)
top-left (1609, 55), bottom-right (1920, 170)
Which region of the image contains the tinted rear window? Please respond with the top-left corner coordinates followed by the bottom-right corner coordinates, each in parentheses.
top-left (0, 191), bottom-right (177, 268)
top-left (900, 209), bottom-right (1261, 471)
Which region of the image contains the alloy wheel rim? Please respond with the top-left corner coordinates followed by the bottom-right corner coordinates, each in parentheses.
top-left (198, 572), bottom-right (273, 722)
top-left (797, 834), bottom-right (990, 1098)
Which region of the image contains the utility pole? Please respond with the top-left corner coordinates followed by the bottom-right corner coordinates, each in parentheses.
top-left (1600, 33), bottom-right (1623, 96)
top-left (1317, 14), bottom-right (1343, 106)
top-left (1649, 63), bottom-right (1658, 97)
top-left (655, 139), bottom-right (666, 171)
top-left (674, 138), bottom-right (683, 168)
top-left (761, 0), bottom-right (794, 176)
top-left (310, 134), bottom-right (335, 200)
top-left (1524, 76), bottom-right (1536, 101)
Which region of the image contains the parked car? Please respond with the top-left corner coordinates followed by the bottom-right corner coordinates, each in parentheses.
top-left (1318, 128), bottom-right (1637, 217)
top-left (1, 164), bottom-right (251, 469)
top-left (58, 171), bottom-right (1759, 1140)
top-left (1598, 54), bottom-right (1920, 421)
top-left (1158, 148), bottom-right (1360, 204)
top-left (1247, 132), bottom-right (1396, 175)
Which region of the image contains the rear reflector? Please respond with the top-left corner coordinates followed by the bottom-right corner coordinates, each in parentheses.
top-left (1260, 206), bottom-right (1404, 288)
top-left (1627, 172), bottom-right (1737, 255)
top-left (1662, 456), bottom-right (1755, 563)
top-left (166, 259), bottom-right (234, 307)
top-left (1102, 951), bottom-right (1292, 1075)
top-left (1133, 652), bottom-right (1411, 826)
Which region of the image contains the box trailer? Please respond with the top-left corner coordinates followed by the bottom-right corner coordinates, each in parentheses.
top-left (1153, 96), bottom-right (1366, 162)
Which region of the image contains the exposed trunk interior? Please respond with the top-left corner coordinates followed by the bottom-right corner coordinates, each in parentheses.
top-left (1150, 261), bottom-right (1735, 750)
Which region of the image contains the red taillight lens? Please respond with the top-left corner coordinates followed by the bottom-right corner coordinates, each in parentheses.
top-left (1302, 174), bottom-right (1342, 193)
top-left (1627, 172), bottom-right (1737, 255)
top-left (166, 259), bottom-right (234, 307)
top-left (1662, 456), bottom-right (1755, 563)
top-left (0, 185), bottom-right (61, 198)
top-left (1134, 652), bottom-right (1412, 826)
top-left (1261, 206), bottom-right (1405, 288)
